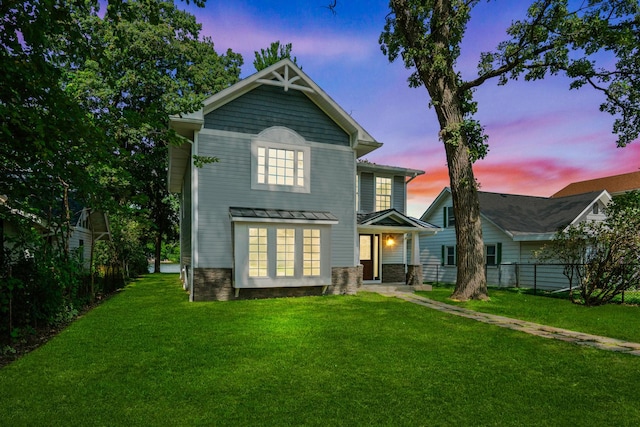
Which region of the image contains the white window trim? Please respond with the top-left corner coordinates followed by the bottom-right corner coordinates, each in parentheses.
top-left (485, 244), bottom-right (497, 266)
top-left (446, 206), bottom-right (456, 228)
top-left (446, 245), bottom-right (456, 266)
top-left (251, 138), bottom-right (310, 194)
top-left (375, 176), bottom-right (392, 211)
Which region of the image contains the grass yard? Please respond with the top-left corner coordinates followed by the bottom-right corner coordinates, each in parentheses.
top-left (421, 285), bottom-right (640, 343)
top-left (1, 275), bottom-right (640, 426)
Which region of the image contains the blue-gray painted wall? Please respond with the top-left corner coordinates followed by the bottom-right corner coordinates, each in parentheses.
top-left (204, 85), bottom-right (350, 146)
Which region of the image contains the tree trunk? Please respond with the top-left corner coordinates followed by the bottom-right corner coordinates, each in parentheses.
top-left (389, 0), bottom-right (488, 300)
top-left (434, 101), bottom-right (488, 301)
top-left (154, 231), bottom-right (161, 274)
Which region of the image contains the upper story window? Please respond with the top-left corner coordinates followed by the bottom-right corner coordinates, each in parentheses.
top-left (251, 127), bottom-right (310, 193)
top-left (592, 203), bottom-right (599, 215)
top-left (257, 148), bottom-right (305, 187)
top-left (444, 206), bottom-right (456, 228)
top-left (375, 177), bottom-right (392, 211)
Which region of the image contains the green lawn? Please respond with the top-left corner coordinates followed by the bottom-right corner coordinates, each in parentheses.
top-left (420, 285), bottom-right (640, 343)
top-left (1, 275), bottom-right (640, 426)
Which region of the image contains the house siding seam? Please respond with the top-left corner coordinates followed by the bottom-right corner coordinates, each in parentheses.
top-left (203, 85), bottom-right (350, 146)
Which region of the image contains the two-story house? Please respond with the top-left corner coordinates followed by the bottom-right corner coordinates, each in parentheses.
top-left (168, 59), bottom-right (436, 301)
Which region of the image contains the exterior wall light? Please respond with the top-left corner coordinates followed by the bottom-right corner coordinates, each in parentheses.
top-left (386, 236), bottom-right (395, 247)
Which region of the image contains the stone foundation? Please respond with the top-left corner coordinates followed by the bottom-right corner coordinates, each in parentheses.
top-left (382, 264), bottom-right (405, 283)
top-left (405, 264), bottom-right (423, 286)
top-left (191, 265), bottom-right (363, 301)
top-left (327, 265), bottom-right (363, 295)
top-left (192, 268), bottom-right (233, 301)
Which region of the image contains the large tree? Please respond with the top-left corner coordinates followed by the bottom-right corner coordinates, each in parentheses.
top-left (64, 0), bottom-right (243, 272)
top-left (253, 41), bottom-right (299, 71)
top-left (380, 0), bottom-right (640, 300)
top-left (1, 0), bottom-right (104, 236)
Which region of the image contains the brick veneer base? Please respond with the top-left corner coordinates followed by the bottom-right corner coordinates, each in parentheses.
top-left (382, 264), bottom-right (405, 283)
top-left (191, 265), bottom-right (363, 301)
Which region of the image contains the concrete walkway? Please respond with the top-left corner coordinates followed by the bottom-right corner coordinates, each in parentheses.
top-left (374, 289), bottom-right (640, 357)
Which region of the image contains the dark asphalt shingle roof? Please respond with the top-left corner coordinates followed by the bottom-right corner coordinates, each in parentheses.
top-left (478, 190), bottom-right (603, 235)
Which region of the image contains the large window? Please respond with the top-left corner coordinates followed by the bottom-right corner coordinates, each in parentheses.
top-left (249, 228), bottom-right (268, 277)
top-left (257, 148), bottom-right (304, 187)
top-left (276, 229), bottom-right (295, 277)
top-left (375, 177), bottom-right (392, 211)
top-left (252, 138), bottom-right (310, 193)
top-left (303, 229), bottom-right (321, 276)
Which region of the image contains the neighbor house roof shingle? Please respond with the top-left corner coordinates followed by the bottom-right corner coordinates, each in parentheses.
top-left (552, 171), bottom-right (640, 198)
top-left (478, 191), bottom-right (604, 236)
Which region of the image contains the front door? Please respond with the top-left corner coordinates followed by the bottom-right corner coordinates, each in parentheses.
top-left (359, 234), bottom-right (379, 281)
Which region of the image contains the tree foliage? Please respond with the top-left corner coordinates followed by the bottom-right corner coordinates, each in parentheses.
top-left (253, 41), bottom-right (299, 71)
top-left (538, 191), bottom-right (640, 306)
top-left (1, 0), bottom-right (241, 342)
top-left (63, 0), bottom-right (242, 272)
top-left (1, 0), bottom-right (103, 220)
top-left (380, 0), bottom-right (640, 300)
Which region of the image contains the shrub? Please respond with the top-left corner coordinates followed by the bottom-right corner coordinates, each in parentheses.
top-left (538, 191), bottom-right (640, 306)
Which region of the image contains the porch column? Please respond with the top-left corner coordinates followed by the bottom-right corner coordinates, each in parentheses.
top-left (406, 232), bottom-right (423, 286)
top-left (411, 232), bottom-right (420, 265)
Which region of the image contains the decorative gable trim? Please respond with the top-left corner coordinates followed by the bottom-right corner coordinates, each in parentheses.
top-left (256, 63), bottom-right (314, 93)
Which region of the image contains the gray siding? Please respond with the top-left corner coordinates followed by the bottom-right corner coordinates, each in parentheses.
top-left (195, 129), bottom-right (357, 270)
top-left (360, 172), bottom-right (374, 212)
top-left (393, 175), bottom-right (405, 213)
top-left (204, 85), bottom-right (350, 147)
top-left (181, 163), bottom-right (192, 266)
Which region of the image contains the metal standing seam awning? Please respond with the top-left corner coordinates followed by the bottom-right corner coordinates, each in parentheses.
top-left (229, 207), bottom-right (339, 224)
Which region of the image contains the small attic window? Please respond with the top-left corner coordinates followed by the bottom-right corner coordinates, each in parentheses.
top-left (592, 203), bottom-right (599, 215)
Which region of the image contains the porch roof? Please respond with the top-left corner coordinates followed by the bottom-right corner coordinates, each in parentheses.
top-left (358, 209), bottom-right (438, 233)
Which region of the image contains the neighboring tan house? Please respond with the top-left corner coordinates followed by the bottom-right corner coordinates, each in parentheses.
top-left (552, 170), bottom-right (640, 198)
top-left (168, 59), bottom-right (436, 301)
top-left (418, 188), bottom-right (611, 290)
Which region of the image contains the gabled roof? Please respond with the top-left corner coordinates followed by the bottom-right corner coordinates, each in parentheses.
top-left (358, 208), bottom-right (438, 233)
top-left (168, 60), bottom-right (384, 193)
top-left (421, 187), bottom-right (611, 241)
top-left (478, 191), bottom-right (609, 237)
top-left (552, 171), bottom-right (640, 197)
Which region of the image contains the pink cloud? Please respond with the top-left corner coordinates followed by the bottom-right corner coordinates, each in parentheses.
top-left (193, 5), bottom-right (376, 70)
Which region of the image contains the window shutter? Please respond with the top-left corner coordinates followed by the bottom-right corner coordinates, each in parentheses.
top-left (443, 207), bottom-right (447, 227)
top-left (441, 245), bottom-right (445, 266)
top-left (497, 243), bottom-right (502, 265)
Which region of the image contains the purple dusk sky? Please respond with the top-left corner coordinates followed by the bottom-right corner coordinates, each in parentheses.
top-left (182, 0), bottom-right (640, 217)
